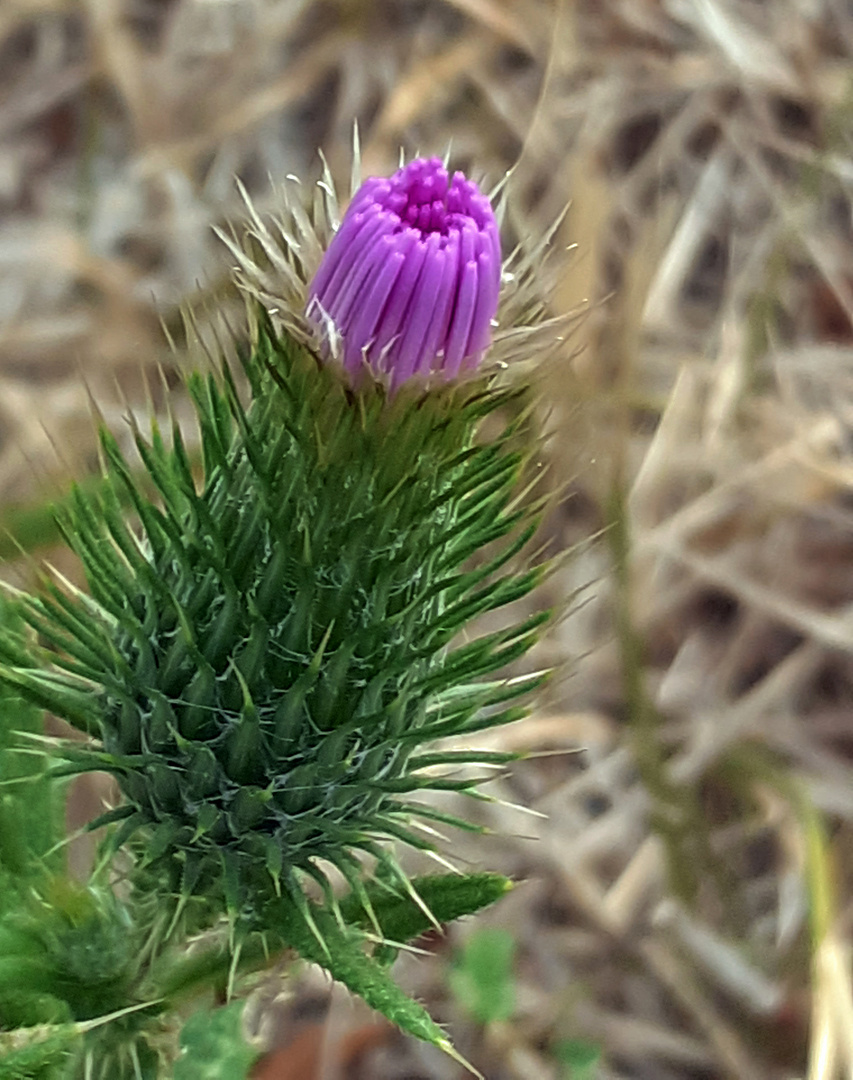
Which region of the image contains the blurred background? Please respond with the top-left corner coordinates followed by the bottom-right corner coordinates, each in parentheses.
top-left (4, 1), bottom-right (853, 1077)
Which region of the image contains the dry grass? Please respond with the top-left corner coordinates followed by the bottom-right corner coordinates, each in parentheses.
top-left (4, 0), bottom-right (853, 1077)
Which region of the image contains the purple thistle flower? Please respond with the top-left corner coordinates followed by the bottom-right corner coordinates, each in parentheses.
top-left (307, 156), bottom-right (501, 387)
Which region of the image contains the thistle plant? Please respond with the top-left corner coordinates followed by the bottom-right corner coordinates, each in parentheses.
top-left (0, 151), bottom-right (556, 1079)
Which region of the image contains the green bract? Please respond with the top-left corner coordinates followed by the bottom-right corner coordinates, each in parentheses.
top-left (0, 312), bottom-right (547, 943)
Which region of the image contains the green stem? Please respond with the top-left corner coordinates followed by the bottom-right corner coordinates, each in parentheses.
top-left (606, 479), bottom-right (722, 906)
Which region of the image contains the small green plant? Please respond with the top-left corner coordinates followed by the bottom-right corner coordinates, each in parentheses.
top-left (449, 927), bottom-right (517, 1025)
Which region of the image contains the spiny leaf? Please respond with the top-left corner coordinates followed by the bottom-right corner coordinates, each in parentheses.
top-left (339, 873), bottom-right (514, 949)
top-left (265, 894), bottom-right (480, 1074)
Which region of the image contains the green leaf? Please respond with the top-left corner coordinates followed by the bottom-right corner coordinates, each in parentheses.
top-left (265, 894), bottom-right (478, 1074)
top-left (340, 873), bottom-right (513, 954)
top-left (555, 1038), bottom-right (602, 1080)
top-left (449, 927), bottom-right (516, 1024)
top-left (173, 1002), bottom-right (258, 1080)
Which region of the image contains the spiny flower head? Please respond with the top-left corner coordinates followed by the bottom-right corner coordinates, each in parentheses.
top-left (0, 318), bottom-right (547, 933)
top-left (307, 156), bottom-right (501, 387)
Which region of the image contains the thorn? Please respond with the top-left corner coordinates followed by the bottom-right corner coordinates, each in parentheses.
top-left (419, 848), bottom-right (463, 876)
top-left (227, 938), bottom-right (243, 1001)
top-left (523, 747), bottom-right (585, 760)
top-left (396, 869), bottom-right (442, 934)
top-left (438, 1037), bottom-right (484, 1079)
top-left (361, 932), bottom-right (433, 957)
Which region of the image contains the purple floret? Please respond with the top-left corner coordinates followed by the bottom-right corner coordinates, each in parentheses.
top-left (307, 157), bottom-right (501, 387)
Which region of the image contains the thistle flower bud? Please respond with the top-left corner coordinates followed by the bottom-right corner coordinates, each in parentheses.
top-left (307, 156), bottom-right (501, 386)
